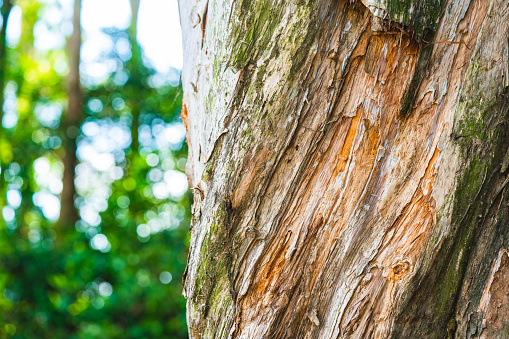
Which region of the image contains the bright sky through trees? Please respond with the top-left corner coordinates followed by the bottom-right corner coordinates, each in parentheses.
top-left (4, 0), bottom-right (185, 223)
top-left (7, 0), bottom-right (183, 71)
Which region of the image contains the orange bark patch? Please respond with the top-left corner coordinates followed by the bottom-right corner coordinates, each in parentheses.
top-left (255, 242), bottom-right (289, 296)
top-left (334, 112), bottom-right (361, 176)
top-left (422, 146), bottom-right (441, 195)
top-left (181, 103), bottom-right (189, 133)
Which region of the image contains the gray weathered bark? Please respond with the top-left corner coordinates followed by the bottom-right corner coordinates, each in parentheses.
top-left (179, 0), bottom-right (509, 337)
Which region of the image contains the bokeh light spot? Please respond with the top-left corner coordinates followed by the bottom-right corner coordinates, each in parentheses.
top-left (159, 271), bottom-right (172, 284)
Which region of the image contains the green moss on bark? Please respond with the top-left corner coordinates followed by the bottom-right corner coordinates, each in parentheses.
top-left (229, 0), bottom-right (284, 69)
top-left (192, 201), bottom-right (234, 318)
top-left (386, 0), bottom-right (446, 39)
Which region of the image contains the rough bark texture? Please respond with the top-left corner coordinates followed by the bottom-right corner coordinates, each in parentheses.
top-left (178, 0), bottom-right (509, 337)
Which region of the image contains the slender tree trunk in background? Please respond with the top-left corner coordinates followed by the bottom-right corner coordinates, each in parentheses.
top-left (128, 0), bottom-right (140, 154)
top-left (0, 0), bottom-right (13, 128)
top-left (179, 0), bottom-right (509, 337)
top-left (58, 0), bottom-right (81, 227)
top-left (130, 0), bottom-right (139, 30)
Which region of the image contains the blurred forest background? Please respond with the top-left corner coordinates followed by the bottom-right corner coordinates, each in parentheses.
top-left (0, 0), bottom-right (191, 337)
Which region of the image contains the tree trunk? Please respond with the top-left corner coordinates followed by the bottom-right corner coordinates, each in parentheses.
top-left (58, 0), bottom-right (81, 227)
top-left (128, 0), bottom-right (141, 154)
top-left (178, 0), bottom-right (509, 337)
top-left (0, 0), bottom-right (13, 127)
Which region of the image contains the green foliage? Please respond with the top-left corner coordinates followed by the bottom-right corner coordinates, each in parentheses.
top-left (0, 1), bottom-right (190, 338)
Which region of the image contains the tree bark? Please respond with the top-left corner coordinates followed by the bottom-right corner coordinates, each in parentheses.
top-left (179, 0), bottom-right (509, 337)
top-left (58, 0), bottom-right (81, 227)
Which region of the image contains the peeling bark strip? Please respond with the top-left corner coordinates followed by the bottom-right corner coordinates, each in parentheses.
top-left (178, 0), bottom-right (509, 337)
